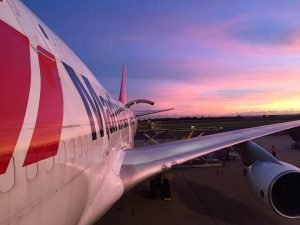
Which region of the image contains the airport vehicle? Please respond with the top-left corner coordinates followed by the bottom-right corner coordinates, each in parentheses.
top-left (1, 1), bottom-right (300, 224)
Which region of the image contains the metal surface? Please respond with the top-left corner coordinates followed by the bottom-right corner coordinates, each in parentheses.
top-left (121, 121), bottom-right (300, 190)
top-left (1, 1), bottom-right (300, 225)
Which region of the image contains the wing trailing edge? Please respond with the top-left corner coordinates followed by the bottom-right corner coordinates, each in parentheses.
top-left (120, 120), bottom-right (300, 191)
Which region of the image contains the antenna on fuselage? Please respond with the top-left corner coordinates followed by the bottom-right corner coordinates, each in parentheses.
top-left (119, 64), bottom-right (127, 104)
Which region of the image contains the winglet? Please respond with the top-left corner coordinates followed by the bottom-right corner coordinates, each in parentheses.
top-left (119, 64), bottom-right (127, 104)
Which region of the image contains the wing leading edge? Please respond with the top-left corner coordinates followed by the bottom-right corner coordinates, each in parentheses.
top-left (120, 120), bottom-right (300, 190)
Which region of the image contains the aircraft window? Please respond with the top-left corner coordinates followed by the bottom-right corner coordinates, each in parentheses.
top-left (84, 135), bottom-right (89, 153)
top-left (26, 160), bottom-right (38, 181)
top-left (0, 157), bottom-right (15, 192)
top-left (94, 136), bottom-right (100, 148)
top-left (88, 136), bottom-right (94, 151)
top-left (45, 156), bottom-right (54, 172)
top-left (38, 24), bottom-right (49, 40)
top-left (69, 139), bottom-right (75, 160)
top-left (58, 141), bottom-right (66, 164)
top-left (76, 137), bottom-right (83, 157)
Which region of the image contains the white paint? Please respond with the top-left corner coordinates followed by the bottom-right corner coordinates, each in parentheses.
top-left (0, 157), bottom-right (15, 192)
top-left (0, 1), bottom-right (300, 225)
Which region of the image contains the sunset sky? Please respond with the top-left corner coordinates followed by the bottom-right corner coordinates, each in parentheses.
top-left (23, 0), bottom-right (300, 116)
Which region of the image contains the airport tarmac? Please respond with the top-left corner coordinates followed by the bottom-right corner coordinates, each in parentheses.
top-left (95, 134), bottom-right (300, 225)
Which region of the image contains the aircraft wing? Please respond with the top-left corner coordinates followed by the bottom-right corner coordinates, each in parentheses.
top-left (120, 120), bottom-right (300, 190)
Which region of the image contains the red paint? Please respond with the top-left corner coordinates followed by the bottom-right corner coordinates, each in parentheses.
top-left (37, 46), bottom-right (55, 61)
top-left (0, 20), bottom-right (31, 174)
top-left (23, 46), bottom-right (63, 166)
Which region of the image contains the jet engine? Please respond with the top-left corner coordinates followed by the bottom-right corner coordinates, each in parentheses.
top-left (241, 141), bottom-right (300, 218)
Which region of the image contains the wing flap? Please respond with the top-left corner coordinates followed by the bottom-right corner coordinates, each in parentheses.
top-left (120, 120), bottom-right (300, 190)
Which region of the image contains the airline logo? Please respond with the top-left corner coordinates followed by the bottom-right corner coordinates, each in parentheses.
top-left (0, 20), bottom-right (63, 173)
top-left (63, 61), bottom-right (130, 140)
top-left (0, 20), bottom-right (31, 174)
top-left (23, 46), bottom-right (64, 166)
top-left (0, 20), bottom-right (129, 175)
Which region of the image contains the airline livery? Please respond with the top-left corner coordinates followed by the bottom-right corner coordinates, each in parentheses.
top-left (1, 1), bottom-right (300, 224)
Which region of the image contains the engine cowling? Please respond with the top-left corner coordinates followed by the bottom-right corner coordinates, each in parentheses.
top-left (247, 161), bottom-right (300, 218)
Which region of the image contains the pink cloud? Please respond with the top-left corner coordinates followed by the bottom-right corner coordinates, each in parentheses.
top-left (133, 67), bottom-right (300, 116)
top-left (120, 13), bottom-right (300, 116)
top-left (164, 15), bottom-right (300, 58)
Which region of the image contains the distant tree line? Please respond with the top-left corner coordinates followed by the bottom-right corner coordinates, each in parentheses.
top-left (140, 114), bottom-right (300, 123)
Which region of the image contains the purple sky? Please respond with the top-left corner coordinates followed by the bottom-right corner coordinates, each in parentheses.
top-left (23, 0), bottom-right (300, 116)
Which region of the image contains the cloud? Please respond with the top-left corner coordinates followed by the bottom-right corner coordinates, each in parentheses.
top-left (226, 19), bottom-right (292, 46)
top-left (215, 88), bottom-right (266, 98)
top-left (23, 0), bottom-right (300, 116)
top-left (128, 67), bottom-right (300, 116)
top-left (283, 30), bottom-right (300, 50)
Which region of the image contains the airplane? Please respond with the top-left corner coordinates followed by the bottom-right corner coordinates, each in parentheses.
top-left (1, 1), bottom-right (300, 224)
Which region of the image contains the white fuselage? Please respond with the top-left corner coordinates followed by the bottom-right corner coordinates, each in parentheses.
top-left (0, 1), bottom-right (136, 224)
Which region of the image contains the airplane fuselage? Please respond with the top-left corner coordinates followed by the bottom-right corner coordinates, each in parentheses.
top-left (0, 1), bottom-right (136, 224)
top-left (4, 1), bottom-right (300, 224)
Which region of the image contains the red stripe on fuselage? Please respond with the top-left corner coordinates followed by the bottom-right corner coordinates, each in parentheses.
top-left (0, 20), bottom-right (31, 174)
top-left (23, 46), bottom-right (63, 166)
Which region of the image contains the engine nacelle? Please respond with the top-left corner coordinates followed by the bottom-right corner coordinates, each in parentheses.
top-left (247, 161), bottom-right (300, 218)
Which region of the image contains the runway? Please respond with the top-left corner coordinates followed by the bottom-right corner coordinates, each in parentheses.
top-left (95, 134), bottom-right (300, 225)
